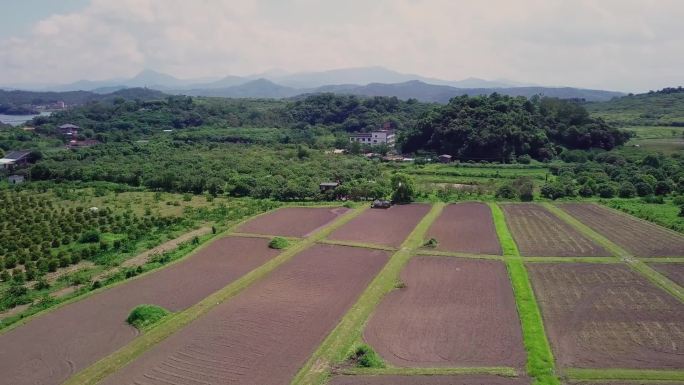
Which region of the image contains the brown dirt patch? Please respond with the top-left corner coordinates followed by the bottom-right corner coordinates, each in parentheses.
top-left (502, 204), bottom-right (609, 257)
top-left (0, 237), bottom-right (279, 385)
top-left (328, 204), bottom-right (431, 247)
top-left (426, 202), bottom-right (502, 255)
top-left (528, 263), bottom-right (684, 369)
top-left (329, 375), bottom-right (530, 385)
top-left (364, 257), bottom-right (525, 367)
top-left (236, 206), bottom-right (348, 237)
top-left (560, 203), bottom-right (684, 257)
top-left (100, 244), bottom-right (389, 385)
top-left (649, 263), bottom-right (684, 286)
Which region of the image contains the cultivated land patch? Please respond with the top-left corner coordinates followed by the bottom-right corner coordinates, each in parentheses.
top-left (236, 206), bottom-right (348, 237)
top-left (328, 203), bottom-right (431, 247)
top-left (501, 204), bottom-right (610, 257)
top-left (329, 375), bottom-right (530, 385)
top-left (649, 263), bottom-right (684, 287)
top-left (99, 244), bottom-right (389, 385)
top-left (425, 202), bottom-right (502, 255)
top-left (364, 257), bottom-right (525, 368)
top-left (0, 237), bottom-right (279, 385)
top-left (528, 263), bottom-right (684, 369)
top-left (560, 203), bottom-right (684, 257)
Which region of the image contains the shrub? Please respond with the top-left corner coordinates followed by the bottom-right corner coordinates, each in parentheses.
top-left (126, 304), bottom-right (171, 330)
top-left (516, 154), bottom-right (532, 164)
top-left (597, 184), bottom-right (616, 198)
top-left (495, 184), bottom-right (516, 199)
top-left (635, 182), bottom-right (653, 197)
top-left (423, 238), bottom-right (439, 248)
top-left (618, 182), bottom-right (636, 198)
top-left (351, 344), bottom-right (385, 368)
top-left (80, 230), bottom-right (101, 243)
top-left (578, 184), bottom-right (594, 197)
top-left (268, 237), bottom-right (289, 249)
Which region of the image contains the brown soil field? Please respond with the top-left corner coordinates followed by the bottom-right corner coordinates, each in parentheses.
top-left (425, 202), bottom-right (502, 255)
top-left (328, 204), bottom-right (430, 247)
top-left (364, 257), bottom-right (525, 367)
top-left (560, 203), bottom-right (684, 257)
top-left (528, 263), bottom-right (684, 369)
top-left (100, 244), bottom-right (389, 385)
top-left (236, 206), bottom-right (348, 237)
top-left (649, 263), bottom-right (684, 286)
top-left (0, 237), bottom-right (280, 385)
top-left (329, 375), bottom-right (530, 385)
top-left (502, 204), bottom-right (610, 257)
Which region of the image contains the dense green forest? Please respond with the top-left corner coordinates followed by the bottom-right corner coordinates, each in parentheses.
top-left (585, 87), bottom-right (684, 126)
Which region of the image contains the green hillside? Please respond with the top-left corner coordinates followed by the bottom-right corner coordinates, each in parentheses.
top-left (586, 87), bottom-right (684, 126)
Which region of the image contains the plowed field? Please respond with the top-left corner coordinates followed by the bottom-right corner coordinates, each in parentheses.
top-left (528, 263), bottom-right (684, 369)
top-left (329, 375), bottom-right (530, 385)
top-left (364, 257), bottom-right (525, 367)
top-left (502, 204), bottom-right (609, 257)
top-left (236, 206), bottom-right (348, 237)
top-left (425, 202), bottom-right (502, 255)
top-left (649, 263), bottom-right (684, 286)
top-left (560, 203), bottom-right (684, 257)
top-left (0, 237), bottom-right (280, 385)
top-left (99, 244), bottom-right (389, 385)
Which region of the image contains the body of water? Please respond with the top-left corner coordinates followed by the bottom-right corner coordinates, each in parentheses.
top-left (0, 111), bottom-right (52, 126)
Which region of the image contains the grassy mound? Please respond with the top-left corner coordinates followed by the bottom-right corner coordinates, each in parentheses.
top-left (351, 344), bottom-right (385, 368)
top-left (268, 237), bottom-right (289, 249)
top-left (126, 304), bottom-right (170, 331)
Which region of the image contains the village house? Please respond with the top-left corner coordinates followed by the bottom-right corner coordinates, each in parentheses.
top-left (7, 175), bottom-right (24, 184)
top-left (349, 129), bottom-right (396, 147)
top-left (58, 123), bottom-right (79, 137)
top-left (0, 150), bottom-right (32, 170)
top-left (319, 182), bottom-right (340, 192)
top-left (438, 154), bottom-right (453, 163)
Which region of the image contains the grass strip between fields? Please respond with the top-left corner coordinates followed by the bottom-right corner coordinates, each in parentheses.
top-left (543, 203), bottom-right (684, 302)
top-left (316, 239), bottom-right (398, 252)
top-left (564, 368), bottom-right (684, 382)
top-left (521, 256), bottom-right (620, 264)
top-left (414, 249), bottom-right (505, 261)
top-left (62, 205), bottom-right (369, 385)
top-left (291, 203), bottom-right (446, 385)
top-left (488, 202), bottom-right (561, 385)
top-left (338, 366), bottom-right (519, 377)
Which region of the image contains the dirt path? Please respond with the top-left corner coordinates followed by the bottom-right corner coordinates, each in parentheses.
top-left (121, 226), bottom-right (212, 268)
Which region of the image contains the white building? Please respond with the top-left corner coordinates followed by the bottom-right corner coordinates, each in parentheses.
top-left (349, 130), bottom-right (396, 147)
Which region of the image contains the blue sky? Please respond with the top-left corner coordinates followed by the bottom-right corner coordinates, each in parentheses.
top-left (0, 0), bottom-right (683, 92)
top-left (0, 0), bottom-right (89, 38)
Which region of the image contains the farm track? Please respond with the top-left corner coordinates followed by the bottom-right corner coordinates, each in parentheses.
top-left (364, 257), bottom-right (525, 368)
top-left (236, 206), bottom-right (349, 237)
top-left (502, 203), bottom-right (610, 257)
top-left (328, 375), bottom-right (531, 385)
top-left (559, 203), bottom-right (684, 257)
top-left (527, 263), bottom-right (684, 369)
top-left (649, 263), bottom-right (684, 287)
top-left (99, 245), bottom-right (389, 385)
top-left (425, 202), bottom-right (502, 255)
top-left (0, 237), bottom-right (280, 385)
top-left (328, 203), bottom-right (431, 247)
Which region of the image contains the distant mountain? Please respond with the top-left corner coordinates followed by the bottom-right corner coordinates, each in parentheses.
top-left (586, 87), bottom-right (684, 126)
top-left (0, 87), bottom-right (166, 108)
top-left (182, 79), bottom-right (298, 98)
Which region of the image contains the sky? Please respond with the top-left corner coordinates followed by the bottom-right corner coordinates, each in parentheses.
top-left (0, 0), bottom-right (682, 92)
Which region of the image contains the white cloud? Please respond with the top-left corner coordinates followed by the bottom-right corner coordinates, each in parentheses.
top-left (0, 0), bottom-right (683, 91)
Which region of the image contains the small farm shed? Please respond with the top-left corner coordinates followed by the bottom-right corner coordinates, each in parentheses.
top-left (0, 150), bottom-right (32, 170)
top-left (8, 175), bottom-right (24, 184)
top-left (319, 182), bottom-right (340, 192)
top-left (438, 154), bottom-right (453, 163)
top-left (59, 124), bottom-right (79, 136)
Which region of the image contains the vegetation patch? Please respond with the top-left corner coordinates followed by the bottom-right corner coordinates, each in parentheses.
top-left (350, 344), bottom-right (385, 368)
top-left (126, 304), bottom-right (171, 331)
top-left (268, 237), bottom-right (290, 249)
top-left (423, 238), bottom-right (439, 248)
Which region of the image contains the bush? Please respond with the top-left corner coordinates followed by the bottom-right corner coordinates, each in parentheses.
top-left (351, 344), bottom-right (385, 368)
top-left (597, 184), bottom-right (616, 198)
top-left (80, 230), bottom-right (101, 243)
top-left (618, 182), bottom-right (636, 198)
top-left (268, 237), bottom-right (289, 249)
top-left (516, 154), bottom-right (532, 164)
top-left (635, 182), bottom-right (653, 197)
top-left (126, 304), bottom-right (171, 330)
top-left (578, 184), bottom-right (594, 197)
top-left (495, 184), bottom-right (516, 199)
top-left (423, 238), bottom-right (439, 248)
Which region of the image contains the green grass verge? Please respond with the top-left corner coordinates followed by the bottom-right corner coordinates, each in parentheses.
top-left (339, 366), bottom-right (519, 377)
top-left (414, 249), bottom-right (504, 261)
top-left (317, 239), bottom-right (398, 252)
top-left (62, 206), bottom-right (368, 385)
top-left (642, 257), bottom-right (684, 263)
top-left (544, 203), bottom-right (683, 302)
top-left (565, 368), bottom-right (684, 382)
top-left (291, 203), bottom-right (446, 385)
top-left (489, 203), bottom-right (560, 385)
top-left (350, 344), bottom-right (385, 368)
top-left (126, 304), bottom-right (170, 331)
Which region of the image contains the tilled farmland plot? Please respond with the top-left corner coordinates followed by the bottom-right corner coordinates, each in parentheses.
top-left (0, 237), bottom-right (280, 385)
top-left (425, 202), bottom-right (502, 255)
top-left (329, 375), bottom-right (530, 385)
top-left (99, 244), bottom-right (389, 385)
top-left (364, 257), bottom-right (525, 367)
top-left (528, 263), bottom-right (684, 369)
top-left (649, 263), bottom-right (684, 286)
top-left (560, 203), bottom-right (684, 257)
top-left (328, 203), bottom-right (430, 247)
top-left (236, 206), bottom-right (348, 237)
top-left (502, 204), bottom-right (609, 257)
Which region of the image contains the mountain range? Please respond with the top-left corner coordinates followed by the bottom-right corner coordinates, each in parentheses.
top-left (1, 67), bottom-right (625, 102)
